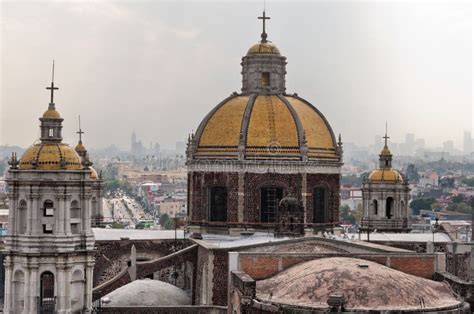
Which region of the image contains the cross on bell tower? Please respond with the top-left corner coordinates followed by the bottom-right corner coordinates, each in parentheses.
top-left (258, 11), bottom-right (271, 43)
top-left (77, 116), bottom-right (84, 144)
top-left (46, 60), bottom-right (58, 105)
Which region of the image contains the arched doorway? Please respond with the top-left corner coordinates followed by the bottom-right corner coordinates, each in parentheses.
top-left (208, 187), bottom-right (227, 222)
top-left (40, 271), bottom-right (55, 313)
top-left (386, 197), bottom-right (394, 219)
top-left (260, 187), bottom-right (284, 223)
top-left (313, 187), bottom-right (328, 224)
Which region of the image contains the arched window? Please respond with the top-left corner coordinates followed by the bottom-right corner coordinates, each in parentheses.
top-left (373, 200), bottom-right (378, 215)
top-left (43, 200), bottom-right (54, 217)
top-left (13, 270), bottom-right (24, 313)
top-left (261, 187), bottom-right (284, 223)
top-left (18, 200), bottom-right (27, 234)
top-left (70, 200), bottom-right (81, 234)
top-left (40, 271), bottom-right (55, 312)
top-left (71, 270), bottom-right (84, 312)
top-left (209, 187), bottom-right (227, 222)
top-left (313, 187), bottom-right (328, 224)
top-left (386, 197), bottom-right (394, 219)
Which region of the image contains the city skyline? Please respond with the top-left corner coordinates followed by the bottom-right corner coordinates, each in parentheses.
top-left (1, 1), bottom-right (471, 149)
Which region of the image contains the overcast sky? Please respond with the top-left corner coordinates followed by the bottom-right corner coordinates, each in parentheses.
top-left (0, 0), bottom-right (472, 150)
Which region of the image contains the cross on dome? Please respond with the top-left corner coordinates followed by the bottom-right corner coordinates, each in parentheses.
top-left (258, 10), bottom-right (270, 43)
top-left (46, 60), bottom-right (58, 104)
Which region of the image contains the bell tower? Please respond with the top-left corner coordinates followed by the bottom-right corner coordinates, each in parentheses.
top-left (3, 65), bottom-right (98, 314)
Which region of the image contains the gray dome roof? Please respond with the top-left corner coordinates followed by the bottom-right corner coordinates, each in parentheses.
top-left (103, 279), bottom-right (191, 307)
top-left (256, 257), bottom-right (462, 311)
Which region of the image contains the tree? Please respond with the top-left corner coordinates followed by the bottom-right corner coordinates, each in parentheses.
top-left (430, 203), bottom-right (443, 212)
top-left (406, 164), bottom-right (420, 183)
top-left (159, 213), bottom-right (174, 230)
top-left (451, 194), bottom-right (466, 204)
top-left (339, 205), bottom-right (354, 223)
top-left (462, 177), bottom-right (474, 187)
top-left (410, 197), bottom-right (435, 215)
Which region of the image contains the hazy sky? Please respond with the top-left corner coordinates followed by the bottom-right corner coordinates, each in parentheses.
top-left (0, 0), bottom-right (472, 150)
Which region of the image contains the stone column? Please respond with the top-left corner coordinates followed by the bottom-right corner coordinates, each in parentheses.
top-left (23, 267), bottom-right (30, 312)
top-left (56, 262), bottom-right (66, 314)
top-left (64, 264), bottom-right (72, 313)
top-left (26, 196), bottom-right (32, 235)
top-left (237, 172), bottom-right (245, 223)
top-left (8, 192), bottom-right (17, 235)
top-left (55, 195), bottom-right (64, 235)
top-left (301, 173), bottom-right (307, 224)
top-left (84, 194), bottom-right (92, 234)
top-left (3, 257), bottom-right (12, 314)
top-left (31, 194), bottom-right (40, 235)
top-left (84, 258), bottom-right (95, 313)
top-left (29, 259), bottom-right (39, 314)
top-left (64, 195), bottom-right (71, 234)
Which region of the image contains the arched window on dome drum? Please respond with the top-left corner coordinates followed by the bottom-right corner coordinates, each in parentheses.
top-left (209, 187), bottom-right (227, 222)
top-left (261, 72), bottom-right (270, 87)
top-left (373, 200), bottom-right (378, 215)
top-left (18, 200), bottom-right (27, 234)
top-left (313, 187), bottom-right (328, 224)
top-left (260, 187), bottom-right (283, 223)
top-left (386, 197), bottom-right (394, 219)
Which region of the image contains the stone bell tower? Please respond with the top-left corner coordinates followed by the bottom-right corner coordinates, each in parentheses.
top-left (3, 64), bottom-right (99, 313)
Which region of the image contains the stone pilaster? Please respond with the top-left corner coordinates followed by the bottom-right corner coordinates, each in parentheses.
top-left (301, 172), bottom-right (307, 224)
top-left (3, 258), bottom-right (12, 314)
top-left (29, 259), bottom-right (39, 314)
top-left (238, 172), bottom-right (245, 222)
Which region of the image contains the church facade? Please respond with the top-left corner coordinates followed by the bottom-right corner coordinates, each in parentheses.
top-left (186, 13), bottom-right (343, 233)
top-left (3, 74), bottom-right (101, 313)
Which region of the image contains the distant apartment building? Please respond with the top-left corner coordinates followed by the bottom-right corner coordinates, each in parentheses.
top-left (419, 172), bottom-right (439, 188)
top-left (159, 198), bottom-right (186, 218)
top-left (464, 131), bottom-right (472, 155)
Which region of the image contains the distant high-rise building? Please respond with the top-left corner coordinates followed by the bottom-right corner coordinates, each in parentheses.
top-left (463, 131), bottom-right (472, 155)
top-left (131, 130), bottom-right (137, 154)
top-left (443, 140), bottom-right (455, 153)
top-left (405, 133), bottom-right (415, 155)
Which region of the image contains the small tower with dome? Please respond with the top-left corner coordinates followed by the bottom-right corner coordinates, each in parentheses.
top-left (3, 65), bottom-right (99, 313)
top-left (360, 128), bottom-right (411, 233)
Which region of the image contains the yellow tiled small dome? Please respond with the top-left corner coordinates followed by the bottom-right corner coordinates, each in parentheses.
top-left (42, 108), bottom-right (61, 119)
top-left (368, 169), bottom-right (403, 183)
top-left (19, 143), bottom-right (82, 170)
top-left (247, 42), bottom-right (281, 55)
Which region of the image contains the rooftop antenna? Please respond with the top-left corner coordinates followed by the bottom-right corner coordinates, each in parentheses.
top-left (46, 60), bottom-right (58, 105)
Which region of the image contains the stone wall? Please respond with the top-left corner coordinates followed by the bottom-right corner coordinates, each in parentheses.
top-left (238, 252), bottom-right (438, 280)
top-left (94, 239), bottom-right (192, 287)
top-left (189, 171), bottom-right (340, 228)
top-left (97, 306), bottom-right (227, 313)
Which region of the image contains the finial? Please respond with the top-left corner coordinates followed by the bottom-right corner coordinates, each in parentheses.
top-left (338, 133), bottom-right (343, 146)
top-left (258, 10), bottom-right (271, 43)
top-left (46, 60), bottom-right (59, 105)
top-left (8, 152), bottom-right (19, 169)
top-left (77, 115), bottom-right (84, 144)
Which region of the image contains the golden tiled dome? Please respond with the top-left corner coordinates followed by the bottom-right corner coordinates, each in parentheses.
top-left (90, 167), bottom-right (98, 179)
top-left (247, 42), bottom-right (280, 55)
top-left (193, 94), bottom-right (338, 161)
top-left (380, 146), bottom-right (392, 156)
top-left (368, 168), bottom-right (403, 183)
top-left (42, 108), bottom-right (61, 119)
top-left (19, 143), bottom-right (82, 170)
